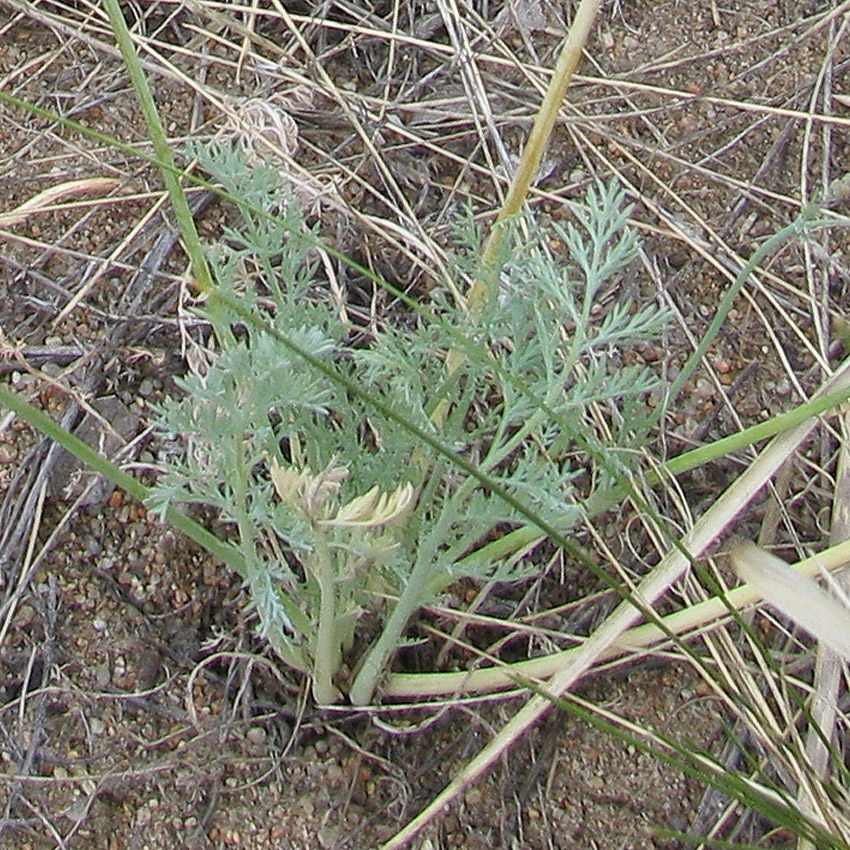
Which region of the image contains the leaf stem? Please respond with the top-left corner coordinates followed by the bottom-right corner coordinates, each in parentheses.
top-left (349, 476), bottom-right (461, 706)
top-left (309, 534), bottom-right (342, 704)
top-left (380, 536), bottom-right (850, 700)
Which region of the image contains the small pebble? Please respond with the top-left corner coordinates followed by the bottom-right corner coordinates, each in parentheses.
top-left (13, 605), bottom-right (35, 628)
top-left (247, 727), bottom-right (267, 746)
top-left (464, 787), bottom-right (483, 806)
top-left (82, 535), bottom-right (102, 555)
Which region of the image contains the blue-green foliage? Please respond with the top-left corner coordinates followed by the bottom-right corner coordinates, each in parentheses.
top-left (148, 143), bottom-right (668, 696)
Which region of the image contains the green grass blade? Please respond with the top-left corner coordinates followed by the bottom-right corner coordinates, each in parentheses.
top-left (101, 0), bottom-right (212, 294)
top-left (0, 383), bottom-right (240, 576)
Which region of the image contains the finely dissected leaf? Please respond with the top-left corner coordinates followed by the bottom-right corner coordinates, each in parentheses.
top-left (324, 482), bottom-right (416, 529)
top-left (270, 457), bottom-right (348, 521)
top-left (147, 144), bottom-right (668, 702)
